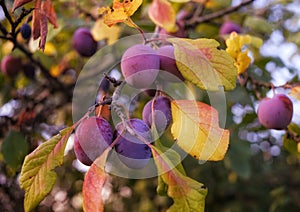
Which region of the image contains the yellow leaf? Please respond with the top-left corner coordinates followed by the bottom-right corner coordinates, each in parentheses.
top-left (148, 0), bottom-right (177, 32)
top-left (91, 19), bottom-right (121, 44)
top-left (226, 32), bottom-right (263, 74)
top-left (99, 0), bottom-right (142, 27)
top-left (289, 86), bottom-right (300, 100)
top-left (168, 37), bottom-right (237, 91)
top-left (171, 100), bottom-right (229, 161)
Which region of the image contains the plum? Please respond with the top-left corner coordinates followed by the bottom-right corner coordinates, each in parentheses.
top-left (74, 116), bottom-right (113, 165)
top-left (72, 27), bottom-right (98, 57)
top-left (157, 45), bottom-right (184, 82)
top-left (114, 118), bottom-right (152, 169)
top-left (121, 44), bottom-right (160, 88)
top-left (257, 94), bottom-right (293, 130)
top-left (219, 21), bottom-right (241, 35)
top-left (142, 96), bottom-right (172, 135)
top-left (0, 55), bottom-right (22, 77)
top-left (20, 23), bottom-right (31, 39)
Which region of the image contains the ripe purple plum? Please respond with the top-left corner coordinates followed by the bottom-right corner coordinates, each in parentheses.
top-left (0, 55), bottom-right (22, 77)
top-left (20, 23), bottom-right (31, 39)
top-left (114, 119), bottom-right (152, 169)
top-left (157, 45), bottom-right (184, 82)
top-left (219, 21), bottom-right (241, 35)
top-left (142, 96), bottom-right (172, 135)
top-left (74, 116), bottom-right (113, 166)
top-left (121, 44), bottom-right (160, 88)
top-left (257, 94), bottom-right (293, 130)
top-left (22, 63), bottom-right (36, 79)
top-left (72, 27), bottom-right (98, 57)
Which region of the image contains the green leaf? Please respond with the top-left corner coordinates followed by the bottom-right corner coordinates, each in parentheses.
top-left (244, 16), bottom-right (273, 34)
top-left (283, 123), bottom-right (300, 155)
top-left (167, 38), bottom-right (237, 91)
top-left (1, 130), bottom-right (29, 171)
top-left (19, 127), bottom-right (73, 212)
top-left (152, 146), bottom-right (208, 212)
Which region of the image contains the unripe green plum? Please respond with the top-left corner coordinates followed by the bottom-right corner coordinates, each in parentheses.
top-left (0, 55), bottom-right (22, 77)
top-left (114, 118), bottom-right (152, 169)
top-left (121, 44), bottom-right (160, 88)
top-left (257, 94), bottom-right (293, 130)
top-left (72, 28), bottom-right (98, 57)
top-left (74, 116), bottom-right (113, 165)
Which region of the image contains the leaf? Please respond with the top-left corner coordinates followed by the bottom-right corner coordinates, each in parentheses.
top-left (32, 0), bottom-right (58, 50)
top-left (290, 86), bottom-right (300, 100)
top-left (152, 146), bottom-right (208, 212)
top-left (99, 0), bottom-right (142, 27)
top-left (148, 0), bottom-right (177, 32)
top-left (12, 0), bottom-right (33, 12)
top-left (167, 38), bottom-right (237, 91)
top-left (19, 127), bottom-right (73, 212)
top-left (91, 19), bottom-right (121, 44)
top-left (225, 32), bottom-right (263, 74)
top-left (1, 130), bottom-right (29, 171)
top-left (171, 100), bottom-right (230, 161)
top-left (82, 149), bottom-right (110, 212)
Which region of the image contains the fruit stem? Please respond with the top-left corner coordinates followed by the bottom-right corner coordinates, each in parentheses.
top-left (126, 17), bottom-right (147, 44)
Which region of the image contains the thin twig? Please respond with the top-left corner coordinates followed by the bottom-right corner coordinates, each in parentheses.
top-left (186, 0), bottom-right (255, 25)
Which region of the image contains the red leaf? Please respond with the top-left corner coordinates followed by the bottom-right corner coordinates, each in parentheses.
top-left (42, 0), bottom-right (58, 28)
top-left (82, 150), bottom-right (110, 212)
top-left (39, 12), bottom-right (48, 51)
top-left (148, 0), bottom-right (176, 32)
top-left (32, 0), bottom-right (41, 40)
top-left (12, 0), bottom-right (33, 12)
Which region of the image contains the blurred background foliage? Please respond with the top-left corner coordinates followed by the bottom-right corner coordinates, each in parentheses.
top-left (0, 0), bottom-right (300, 211)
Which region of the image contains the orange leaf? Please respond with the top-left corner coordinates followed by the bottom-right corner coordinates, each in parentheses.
top-left (99, 0), bottom-right (142, 27)
top-left (171, 100), bottom-right (229, 161)
top-left (12, 0), bottom-right (33, 12)
top-left (148, 0), bottom-right (177, 32)
top-left (82, 149), bottom-right (110, 212)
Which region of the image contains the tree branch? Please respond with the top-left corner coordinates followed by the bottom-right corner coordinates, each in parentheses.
top-left (186, 0), bottom-right (255, 26)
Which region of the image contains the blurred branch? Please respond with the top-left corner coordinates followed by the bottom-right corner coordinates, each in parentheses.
top-left (186, 0), bottom-right (255, 26)
top-left (0, 1), bottom-right (68, 92)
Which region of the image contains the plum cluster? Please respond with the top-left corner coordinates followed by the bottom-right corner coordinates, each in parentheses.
top-left (74, 43), bottom-right (178, 169)
top-left (74, 94), bottom-right (173, 169)
top-left (120, 44), bottom-right (184, 88)
top-left (0, 55), bottom-right (36, 79)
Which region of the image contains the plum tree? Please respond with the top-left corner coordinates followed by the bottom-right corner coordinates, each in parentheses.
top-left (142, 96), bottom-right (172, 136)
top-left (74, 116), bottom-right (113, 166)
top-left (157, 45), bottom-right (184, 82)
top-left (0, 55), bottom-right (22, 77)
top-left (72, 27), bottom-right (98, 57)
top-left (20, 23), bottom-right (31, 39)
top-left (114, 118), bottom-right (152, 169)
top-left (257, 94), bottom-right (293, 130)
top-left (219, 21), bottom-right (241, 35)
top-left (121, 44), bottom-right (160, 88)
